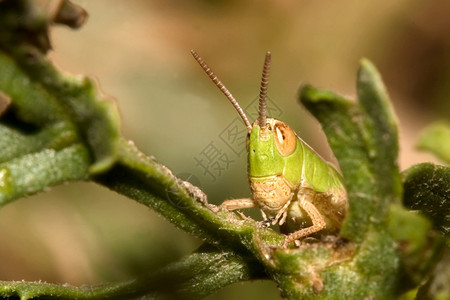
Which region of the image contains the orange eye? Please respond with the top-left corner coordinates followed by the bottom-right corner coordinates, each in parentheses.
top-left (273, 122), bottom-right (296, 156)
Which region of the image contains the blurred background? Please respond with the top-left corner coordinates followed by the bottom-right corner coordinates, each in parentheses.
top-left (0, 0), bottom-right (449, 298)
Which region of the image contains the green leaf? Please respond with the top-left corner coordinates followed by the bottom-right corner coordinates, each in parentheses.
top-left (417, 121), bottom-right (450, 164)
top-left (271, 230), bottom-right (400, 299)
top-left (0, 144), bottom-right (90, 205)
top-left (387, 204), bottom-right (443, 289)
top-left (299, 59), bottom-right (402, 241)
top-left (0, 0), bottom-right (122, 207)
top-left (402, 163), bottom-right (450, 239)
top-left (415, 248), bottom-right (450, 300)
top-left (295, 59), bottom-right (404, 298)
top-left (300, 86), bottom-right (376, 241)
top-left (397, 162), bottom-right (450, 297)
top-left (0, 0), bottom-right (120, 176)
top-left (357, 59), bottom-right (402, 203)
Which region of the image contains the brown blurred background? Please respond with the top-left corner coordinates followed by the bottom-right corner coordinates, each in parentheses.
top-left (0, 0), bottom-right (448, 298)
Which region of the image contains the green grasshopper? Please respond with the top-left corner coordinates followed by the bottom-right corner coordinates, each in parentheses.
top-left (191, 50), bottom-right (348, 247)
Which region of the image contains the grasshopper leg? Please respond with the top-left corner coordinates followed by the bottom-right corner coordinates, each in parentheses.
top-left (222, 199), bottom-right (275, 225)
top-left (273, 199), bottom-right (291, 225)
top-left (283, 192), bottom-right (326, 247)
top-left (221, 198), bottom-right (260, 222)
top-left (221, 198), bottom-right (257, 210)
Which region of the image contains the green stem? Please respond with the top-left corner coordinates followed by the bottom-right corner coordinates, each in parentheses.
top-left (94, 139), bottom-right (284, 255)
top-left (0, 245), bottom-right (265, 300)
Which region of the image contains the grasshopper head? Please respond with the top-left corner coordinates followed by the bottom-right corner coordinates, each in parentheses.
top-left (190, 50), bottom-right (300, 177)
top-left (191, 50), bottom-right (303, 188)
top-left (247, 118), bottom-right (298, 178)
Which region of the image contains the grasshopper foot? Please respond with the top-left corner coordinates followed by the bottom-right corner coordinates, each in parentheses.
top-left (260, 217), bottom-right (275, 227)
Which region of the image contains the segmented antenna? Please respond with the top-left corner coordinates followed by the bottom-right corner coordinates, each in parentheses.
top-left (190, 50), bottom-right (252, 133)
top-left (258, 51), bottom-right (271, 131)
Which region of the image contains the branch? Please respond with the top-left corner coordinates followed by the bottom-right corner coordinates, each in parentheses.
top-left (94, 138), bottom-right (284, 253)
top-left (0, 245), bottom-right (265, 300)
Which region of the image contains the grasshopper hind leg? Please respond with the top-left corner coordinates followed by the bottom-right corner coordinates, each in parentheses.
top-left (282, 190), bottom-right (326, 247)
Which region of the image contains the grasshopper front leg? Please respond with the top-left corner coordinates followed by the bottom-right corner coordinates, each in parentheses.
top-left (283, 189), bottom-right (326, 247)
top-left (221, 198), bottom-right (257, 211)
top-left (221, 198), bottom-right (274, 224)
top-left (221, 198), bottom-right (262, 222)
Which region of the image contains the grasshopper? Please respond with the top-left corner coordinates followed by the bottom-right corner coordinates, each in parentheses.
top-left (191, 50), bottom-right (348, 247)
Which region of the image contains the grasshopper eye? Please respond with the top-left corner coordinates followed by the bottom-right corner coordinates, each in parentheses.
top-left (273, 122), bottom-right (296, 156)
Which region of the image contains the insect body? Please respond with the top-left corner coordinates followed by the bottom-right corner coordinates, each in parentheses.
top-left (191, 50), bottom-right (348, 247)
